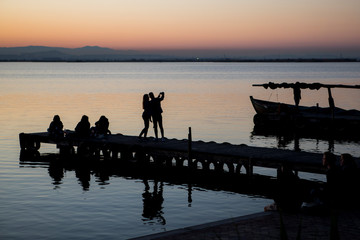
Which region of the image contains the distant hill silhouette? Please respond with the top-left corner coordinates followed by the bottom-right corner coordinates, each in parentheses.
top-left (0, 46), bottom-right (358, 62)
top-left (0, 46), bottom-right (171, 61)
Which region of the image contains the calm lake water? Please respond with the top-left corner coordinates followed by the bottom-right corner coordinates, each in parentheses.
top-left (1, 62), bottom-right (360, 239)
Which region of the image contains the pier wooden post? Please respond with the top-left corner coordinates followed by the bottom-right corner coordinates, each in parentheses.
top-left (248, 157), bottom-right (253, 177)
top-left (19, 133), bottom-right (41, 151)
top-left (188, 127), bottom-right (192, 168)
top-left (327, 87), bottom-right (335, 120)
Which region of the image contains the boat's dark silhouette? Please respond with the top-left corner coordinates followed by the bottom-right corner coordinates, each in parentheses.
top-left (250, 82), bottom-right (360, 138)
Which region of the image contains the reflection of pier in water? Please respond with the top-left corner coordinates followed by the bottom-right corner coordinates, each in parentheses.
top-left (20, 152), bottom-right (325, 226)
top-left (252, 124), bottom-right (360, 153)
top-left (17, 153), bottom-right (277, 226)
top-left (20, 152), bottom-right (286, 196)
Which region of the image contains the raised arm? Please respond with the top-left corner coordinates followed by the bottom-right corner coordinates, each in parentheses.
top-left (158, 92), bottom-right (165, 100)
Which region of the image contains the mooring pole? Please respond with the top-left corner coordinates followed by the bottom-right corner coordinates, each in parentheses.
top-left (188, 127), bottom-right (192, 168)
top-left (327, 87), bottom-right (335, 120)
top-left (248, 157), bottom-right (253, 177)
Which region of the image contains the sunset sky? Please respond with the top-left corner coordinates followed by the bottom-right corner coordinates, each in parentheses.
top-left (1, 0), bottom-right (360, 56)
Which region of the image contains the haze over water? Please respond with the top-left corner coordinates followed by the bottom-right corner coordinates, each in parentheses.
top-left (1, 62), bottom-right (360, 239)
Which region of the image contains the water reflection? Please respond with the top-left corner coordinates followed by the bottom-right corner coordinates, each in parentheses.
top-left (251, 124), bottom-right (359, 155)
top-left (48, 161), bottom-right (64, 186)
top-left (19, 149), bottom-right (331, 235)
top-left (142, 180), bottom-right (165, 225)
top-left (75, 165), bottom-right (91, 191)
top-left (19, 151), bottom-right (284, 216)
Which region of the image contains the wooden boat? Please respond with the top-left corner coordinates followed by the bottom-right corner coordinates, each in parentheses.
top-left (250, 82), bottom-right (360, 135)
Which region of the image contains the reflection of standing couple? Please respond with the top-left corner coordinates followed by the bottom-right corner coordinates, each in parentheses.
top-left (142, 180), bottom-right (165, 225)
top-left (139, 92), bottom-right (165, 141)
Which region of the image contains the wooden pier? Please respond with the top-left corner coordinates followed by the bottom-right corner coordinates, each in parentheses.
top-left (18, 129), bottom-right (339, 177)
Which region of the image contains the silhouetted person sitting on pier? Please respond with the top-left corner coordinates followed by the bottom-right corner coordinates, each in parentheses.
top-left (274, 163), bottom-right (303, 212)
top-left (47, 115), bottom-right (64, 138)
top-left (91, 115), bottom-right (111, 137)
top-left (339, 153), bottom-right (359, 206)
top-left (75, 115), bottom-right (91, 137)
top-left (340, 153), bottom-right (358, 180)
top-left (139, 94), bottom-right (152, 140)
top-left (302, 152), bottom-right (344, 212)
top-left (149, 92), bottom-right (165, 141)
top-left (322, 151), bottom-right (341, 207)
top-left (265, 163), bottom-right (303, 212)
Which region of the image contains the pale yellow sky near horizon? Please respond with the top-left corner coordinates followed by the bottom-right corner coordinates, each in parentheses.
top-left (1, 0), bottom-right (360, 51)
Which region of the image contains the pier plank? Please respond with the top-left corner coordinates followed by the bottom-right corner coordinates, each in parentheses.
top-left (20, 131), bottom-right (356, 175)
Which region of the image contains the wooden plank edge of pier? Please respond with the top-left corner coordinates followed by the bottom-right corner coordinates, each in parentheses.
top-left (18, 131), bottom-right (360, 176)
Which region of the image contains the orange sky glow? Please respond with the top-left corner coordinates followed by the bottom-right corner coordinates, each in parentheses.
top-left (1, 0), bottom-right (360, 52)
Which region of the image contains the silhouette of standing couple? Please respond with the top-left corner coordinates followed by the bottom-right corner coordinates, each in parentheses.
top-left (139, 92), bottom-right (165, 141)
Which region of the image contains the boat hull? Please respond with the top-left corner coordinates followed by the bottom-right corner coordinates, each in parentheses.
top-left (249, 96), bottom-right (360, 136)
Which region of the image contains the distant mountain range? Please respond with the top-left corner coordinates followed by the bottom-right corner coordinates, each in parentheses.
top-left (0, 46), bottom-right (358, 62)
top-left (0, 46), bottom-right (174, 61)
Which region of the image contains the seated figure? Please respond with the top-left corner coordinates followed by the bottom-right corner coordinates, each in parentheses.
top-left (91, 115), bottom-right (111, 137)
top-left (48, 115), bottom-right (64, 137)
top-left (265, 163), bottom-right (303, 212)
top-left (75, 115), bottom-right (91, 137)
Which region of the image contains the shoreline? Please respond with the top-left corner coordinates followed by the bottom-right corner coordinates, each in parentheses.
top-left (0, 58), bottom-right (359, 63)
top-left (130, 208), bottom-right (360, 240)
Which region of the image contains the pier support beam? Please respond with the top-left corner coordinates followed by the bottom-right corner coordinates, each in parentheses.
top-left (246, 158), bottom-right (254, 177)
top-left (58, 144), bottom-right (74, 156)
top-left (19, 133), bottom-right (41, 151)
top-left (188, 127), bottom-right (193, 169)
